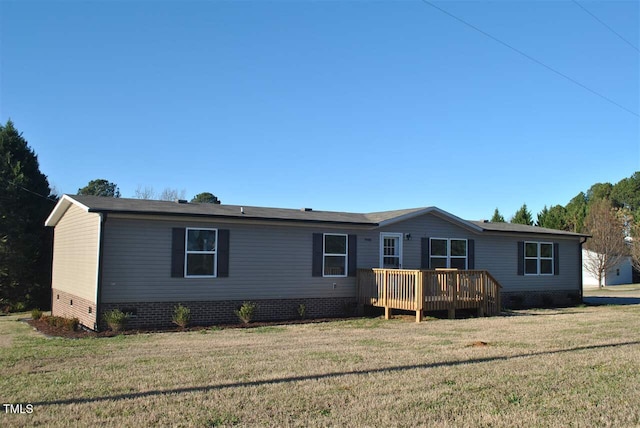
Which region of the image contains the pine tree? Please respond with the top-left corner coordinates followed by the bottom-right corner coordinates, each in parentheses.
top-left (537, 205), bottom-right (567, 230)
top-left (490, 208), bottom-right (505, 223)
top-left (511, 203), bottom-right (533, 226)
top-left (0, 120), bottom-right (55, 309)
top-left (78, 179), bottom-right (120, 197)
top-left (191, 192), bottom-right (221, 204)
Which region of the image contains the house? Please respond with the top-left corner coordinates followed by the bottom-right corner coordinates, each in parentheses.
top-left (45, 195), bottom-right (589, 330)
top-left (582, 248), bottom-right (633, 288)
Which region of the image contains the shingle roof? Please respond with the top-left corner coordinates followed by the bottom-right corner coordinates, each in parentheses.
top-left (50, 195), bottom-right (380, 226)
top-left (45, 195), bottom-right (589, 238)
top-left (469, 220), bottom-right (588, 237)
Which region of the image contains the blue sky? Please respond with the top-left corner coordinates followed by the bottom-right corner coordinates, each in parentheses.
top-left (1, 0), bottom-right (638, 221)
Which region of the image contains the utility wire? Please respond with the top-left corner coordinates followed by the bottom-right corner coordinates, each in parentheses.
top-left (572, 0), bottom-right (640, 54)
top-left (419, 0), bottom-right (639, 118)
top-left (0, 176), bottom-right (58, 203)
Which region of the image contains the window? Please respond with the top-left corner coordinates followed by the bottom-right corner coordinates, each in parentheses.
top-left (185, 228), bottom-right (217, 277)
top-left (524, 241), bottom-right (553, 275)
top-left (171, 228), bottom-right (229, 278)
top-left (430, 238), bottom-right (467, 269)
top-left (324, 234), bottom-right (347, 277)
top-left (312, 233), bottom-right (356, 277)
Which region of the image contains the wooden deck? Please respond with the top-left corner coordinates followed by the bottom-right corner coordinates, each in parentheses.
top-left (356, 268), bottom-right (502, 322)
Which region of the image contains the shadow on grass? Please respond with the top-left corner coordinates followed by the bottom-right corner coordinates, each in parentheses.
top-left (583, 296), bottom-right (640, 306)
top-left (32, 340), bottom-right (640, 407)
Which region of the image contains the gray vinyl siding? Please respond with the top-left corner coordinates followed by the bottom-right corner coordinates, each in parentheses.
top-left (51, 204), bottom-right (100, 303)
top-left (355, 213), bottom-right (582, 293)
top-left (100, 212), bottom-right (582, 303)
top-left (100, 216), bottom-right (358, 303)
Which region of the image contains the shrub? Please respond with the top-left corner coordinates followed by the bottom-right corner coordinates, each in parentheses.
top-left (297, 304), bottom-right (306, 319)
top-left (31, 308), bottom-right (43, 320)
top-left (41, 315), bottom-right (79, 331)
top-left (12, 302), bottom-right (27, 312)
top-left (103, 309), bottom-right (130, 332)
top-left (172, 304), bottom-right (191, 328)
top-left (64, 317), bottom-right (80, 331)
top-left (235, 301), bottom-right (257, 324)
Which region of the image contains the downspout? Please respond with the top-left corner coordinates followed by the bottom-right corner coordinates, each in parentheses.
top-left (579, 236), bottom-right (589, 303)
top-left (94, 212), bottom-right (107, 331)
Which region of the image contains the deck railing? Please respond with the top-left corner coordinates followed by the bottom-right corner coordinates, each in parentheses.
top-left (356, 268), bottom-right (502, 322)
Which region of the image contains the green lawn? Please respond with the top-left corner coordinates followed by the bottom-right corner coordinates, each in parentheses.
top-left (1, 305), bottom-right (640, 427)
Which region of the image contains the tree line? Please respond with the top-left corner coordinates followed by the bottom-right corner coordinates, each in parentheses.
top-left (77, 178), bottom-right (221, 204)
top-left (491, 174), bottom-right (640, 231)
top-left (491, 173), bottom-right (640, 287)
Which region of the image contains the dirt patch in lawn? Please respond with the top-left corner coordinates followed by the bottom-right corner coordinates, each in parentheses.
top-left (468, 341), bottom-right (490, 347)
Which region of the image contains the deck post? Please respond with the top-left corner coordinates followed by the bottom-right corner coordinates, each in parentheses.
top-left (382, 270), bottom-right (387, 312)
top-left (448, 272), bottom-right (456, 319)
top-left (385, 306), bottom-right (392, 320)
top-left (481, 273), bottom-right (487, 317)
top-left (415, 270), bottom-right (423, 323)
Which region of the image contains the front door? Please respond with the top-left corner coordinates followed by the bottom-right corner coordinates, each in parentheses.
top-left (380, 233), bottom-right (403, 269)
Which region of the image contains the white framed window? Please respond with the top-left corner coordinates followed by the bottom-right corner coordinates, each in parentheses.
top-left (323, 233), bottom-right (347, 277)
top-left (524, 241), bottom-right (553, 275)
top-left (430, 238), bottom-right (467, 269)
top-left (185, 228), bottom-right (217, 277)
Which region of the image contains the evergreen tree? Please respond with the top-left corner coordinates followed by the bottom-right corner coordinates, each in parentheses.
top-left (611, 172), bottom-right (640, 219)
top-left (78, 179), bottom-right (121, 197)
top-left (510, 203), bottom-right (533, 226)
top-left (490, 208), bottom-right (505, 223)
top-left (586, 182), bottom-right (613, 204)
top-left (536, 206), bottom-right (549, 227)
top-left (565, 192), bottom-right (588, 233)
top-left (191, 192), bottom-right (221, 204)
top-left (0, 120), bottom-right (55, 309)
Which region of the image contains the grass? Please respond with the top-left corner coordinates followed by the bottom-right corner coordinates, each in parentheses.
top-left (1, 305), bottom-right (640, 427)
top-left (583, 283), bottom-right (640, 294)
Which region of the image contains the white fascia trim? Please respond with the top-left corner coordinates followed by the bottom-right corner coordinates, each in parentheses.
top-left (44, 194), bottom-right (91, 226)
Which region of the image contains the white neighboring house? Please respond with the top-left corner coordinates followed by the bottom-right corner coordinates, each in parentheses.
top-left (582, 248), bottom-right (633, 288)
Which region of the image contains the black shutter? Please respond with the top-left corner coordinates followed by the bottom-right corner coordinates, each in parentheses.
top-left (553, 242), bottom-right (559, 276)
top-left (171, 228), bottom-right (186, 277)
top-left (468, 239), bottom-right (475, 269)
top-left (312, 233), bottom-right (323, 277)
top-left (217, 229), bottom-right (230, 277)
top-left (421, 237), bottom-right (430, 269)
top-left (347, 235), bottom-right (357, 277)
top-left (517, 241), bottom-right (524, 276)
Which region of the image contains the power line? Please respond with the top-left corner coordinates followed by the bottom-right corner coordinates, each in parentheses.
top-left (572, 0), bottom-right (640, 54)
top-left (0, 176), bottom-right (58, 203)
top-left (419, 0), bottom-right (639, 118)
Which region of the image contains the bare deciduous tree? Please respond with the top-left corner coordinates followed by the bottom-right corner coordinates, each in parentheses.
top-left (159, 187), bottom-right (186, 201)
top-left (133, 185), bottom-right (156, 200)
top-left (583, 199), bottom-right (627, 288)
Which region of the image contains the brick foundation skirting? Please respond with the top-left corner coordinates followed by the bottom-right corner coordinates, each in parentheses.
top-left (501, 290), bottom-right (581, 309)
top-left (51, 289), bottom-right (97, 330)
top-left (99, 297), bottom-right (357, 331)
